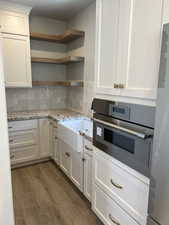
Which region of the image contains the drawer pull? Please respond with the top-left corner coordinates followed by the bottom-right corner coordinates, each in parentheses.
top-left (114, 83), bottom-right (119, 89)
top-left (9, 140), bottom-right (14, 143)
top-left (8, 126), bottom-right (13, 129)
top-left (10, 154), bottom-right (15, 160)
top-left (118, 84), bottom-right (125, 89)
top-left (55, 137), bottom-right (57, 140)
top-left (110, 179), bottom-right (123, 189)
top-left (65, 152), bottom-right (70, 157)
top-left (109, 214), bottom-right (121, 225)
top-left (85, 145), bottom-right (93, 152)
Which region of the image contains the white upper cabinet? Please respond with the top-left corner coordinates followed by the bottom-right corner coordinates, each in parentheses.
top-left (95, 0), bottom-right (163, 104)
top-left (0, 10), bottom-right (29, 36)
top-left (2, 34), bottom-right (32, 87)
top-left (0, 1), bottom-right (32, 88)
top-left (95, 0), bottom-right (121, 96)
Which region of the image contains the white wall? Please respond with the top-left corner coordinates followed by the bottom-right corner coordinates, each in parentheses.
top-left (67, 2), bottom-right (96, 115)
top-left (0, 36), bottom-right (15, 225)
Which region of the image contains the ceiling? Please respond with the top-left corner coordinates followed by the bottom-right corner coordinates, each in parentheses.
top-left (6, 0), bottom-right (95, 20)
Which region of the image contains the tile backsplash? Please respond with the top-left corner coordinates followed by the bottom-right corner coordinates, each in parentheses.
top-left (6, 87), bottom-right (67, 112)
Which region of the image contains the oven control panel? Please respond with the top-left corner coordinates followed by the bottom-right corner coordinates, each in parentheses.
top-left (109, 104), bottom-right (130, 120)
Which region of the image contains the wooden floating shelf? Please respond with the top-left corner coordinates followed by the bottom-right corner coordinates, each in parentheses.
top-left (31, 56), bottom-right (84, 64)
top-left (30, 29), bottom-right (85, 43)
top-left (32, 80), bottom-right (84, 87)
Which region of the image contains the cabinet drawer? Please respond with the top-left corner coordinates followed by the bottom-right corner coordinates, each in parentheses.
top-left (8, 120), bottom-right (38, 132)
top-left (94, 152), bottom-right (149, 225)
top-left (84, 139), bottom-right (93, 155)
top-left (93, 185), bottom-right (139, 225)
top-left (9, 129), bottom-right (38, 149)
top-left (0, 10), bottom-right (29, 35)
top-left (10, 145), bottom-right (39, 165)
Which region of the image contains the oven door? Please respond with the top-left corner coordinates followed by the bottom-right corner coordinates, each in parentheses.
top-left (93, 120), bottom-right (153, 177)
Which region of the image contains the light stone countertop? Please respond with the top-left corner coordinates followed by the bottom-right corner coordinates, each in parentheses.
top-left (7, 109), bottom-right (93, 142)
top-left (7, 109), bottom-right (85, 122)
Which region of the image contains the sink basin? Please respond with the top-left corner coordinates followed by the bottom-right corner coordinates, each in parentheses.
top-left (58, 118), bottom-right (93, 152)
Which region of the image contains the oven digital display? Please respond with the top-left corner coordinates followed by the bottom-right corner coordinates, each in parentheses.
top-left (112, 106), bottom-right (125, 114)
top-left (104, 128), bottom-right (135, 154)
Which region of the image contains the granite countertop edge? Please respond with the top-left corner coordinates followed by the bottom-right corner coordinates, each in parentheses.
top-left (7, 109), bottom-right (93, 142)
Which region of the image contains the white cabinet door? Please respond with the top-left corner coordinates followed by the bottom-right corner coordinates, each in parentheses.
top-left (95, 0), bottom-right (121, 96)
top-left (2, 33), bottom-right (32, 87)
top-left (70, 150), bottom-right (83, 192)
top-left (120, 0), bottom-right (163, 100)
top-left (39, 119), bottom-right (51, 158)
top-left (0, 10), bottom-right (29, 36)
top-left (54, 137), bottom-right (60, 165)
top-left (83, 152), bottom-right (92, 201)
top-left (95, 0), bottom-right (163, 103)
top-left (59, 139), bottom-right (71, 176)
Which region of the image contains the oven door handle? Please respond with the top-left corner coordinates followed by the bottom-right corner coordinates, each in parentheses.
top-left (94, 118), bottom-right (151, 139)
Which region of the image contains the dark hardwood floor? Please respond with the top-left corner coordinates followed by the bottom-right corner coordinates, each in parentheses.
top-left (12, 162), bottom-right (103, 225)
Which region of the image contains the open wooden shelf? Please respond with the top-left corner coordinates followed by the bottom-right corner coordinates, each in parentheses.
top-left (30, 29), bottom-right (85, 43)
top-left (31, 56), bottom-right (84, 64)
top-left (32, 80), bottom-right (84, 87)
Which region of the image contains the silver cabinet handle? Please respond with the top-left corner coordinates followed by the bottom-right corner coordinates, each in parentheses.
top-left (109, 214), bottom-right (121, 225)
top-left (85, 145), bottom-right (93, 152)
top-left (93, 118), bottom-right (151, 139)
top-left (110, 179), bottom-right (123, 189)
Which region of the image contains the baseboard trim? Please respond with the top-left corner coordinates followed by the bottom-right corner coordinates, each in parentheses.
top-left (11, 157), bottom-right (51, 169)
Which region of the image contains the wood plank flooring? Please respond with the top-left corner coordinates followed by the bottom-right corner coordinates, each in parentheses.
top-left (12, 162), bottom-right (103, 225)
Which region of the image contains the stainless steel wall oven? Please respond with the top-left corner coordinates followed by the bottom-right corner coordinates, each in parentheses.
top-left (92, 99), bottom-right (155, 177)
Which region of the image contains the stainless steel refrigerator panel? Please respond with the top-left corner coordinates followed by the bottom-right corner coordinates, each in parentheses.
top-left (148, 23), bottom-right (169, 225)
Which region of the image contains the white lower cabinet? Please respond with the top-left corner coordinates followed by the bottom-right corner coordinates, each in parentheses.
top-left (10, 145), bottom-right (39, 165)
top-left (59, 139), bottom-right (71, 176)
top-left (2, 33), bottom-right (32, 87)
top-left (59, 138), bottom-right (83, 191)
top-left (53, 127), bottom-right (60, 165)
top-left (39, 119), bottom-right (51, 158)
top-left (83, 152), bottom-right (92, 201)
top-left (8, 119), bottom-right (39, 165)
top-left (83, 139), bottom-right (93, 201)
top-left (92, 148), bottom-right (150, 225)
top-left (70, 149), bottom-right (83, 192)
top-left (93, 185), bottom-right (139, 225)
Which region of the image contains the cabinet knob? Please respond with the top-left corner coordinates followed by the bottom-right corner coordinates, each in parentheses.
top-left (82, 158), bottom-right (86, 162)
